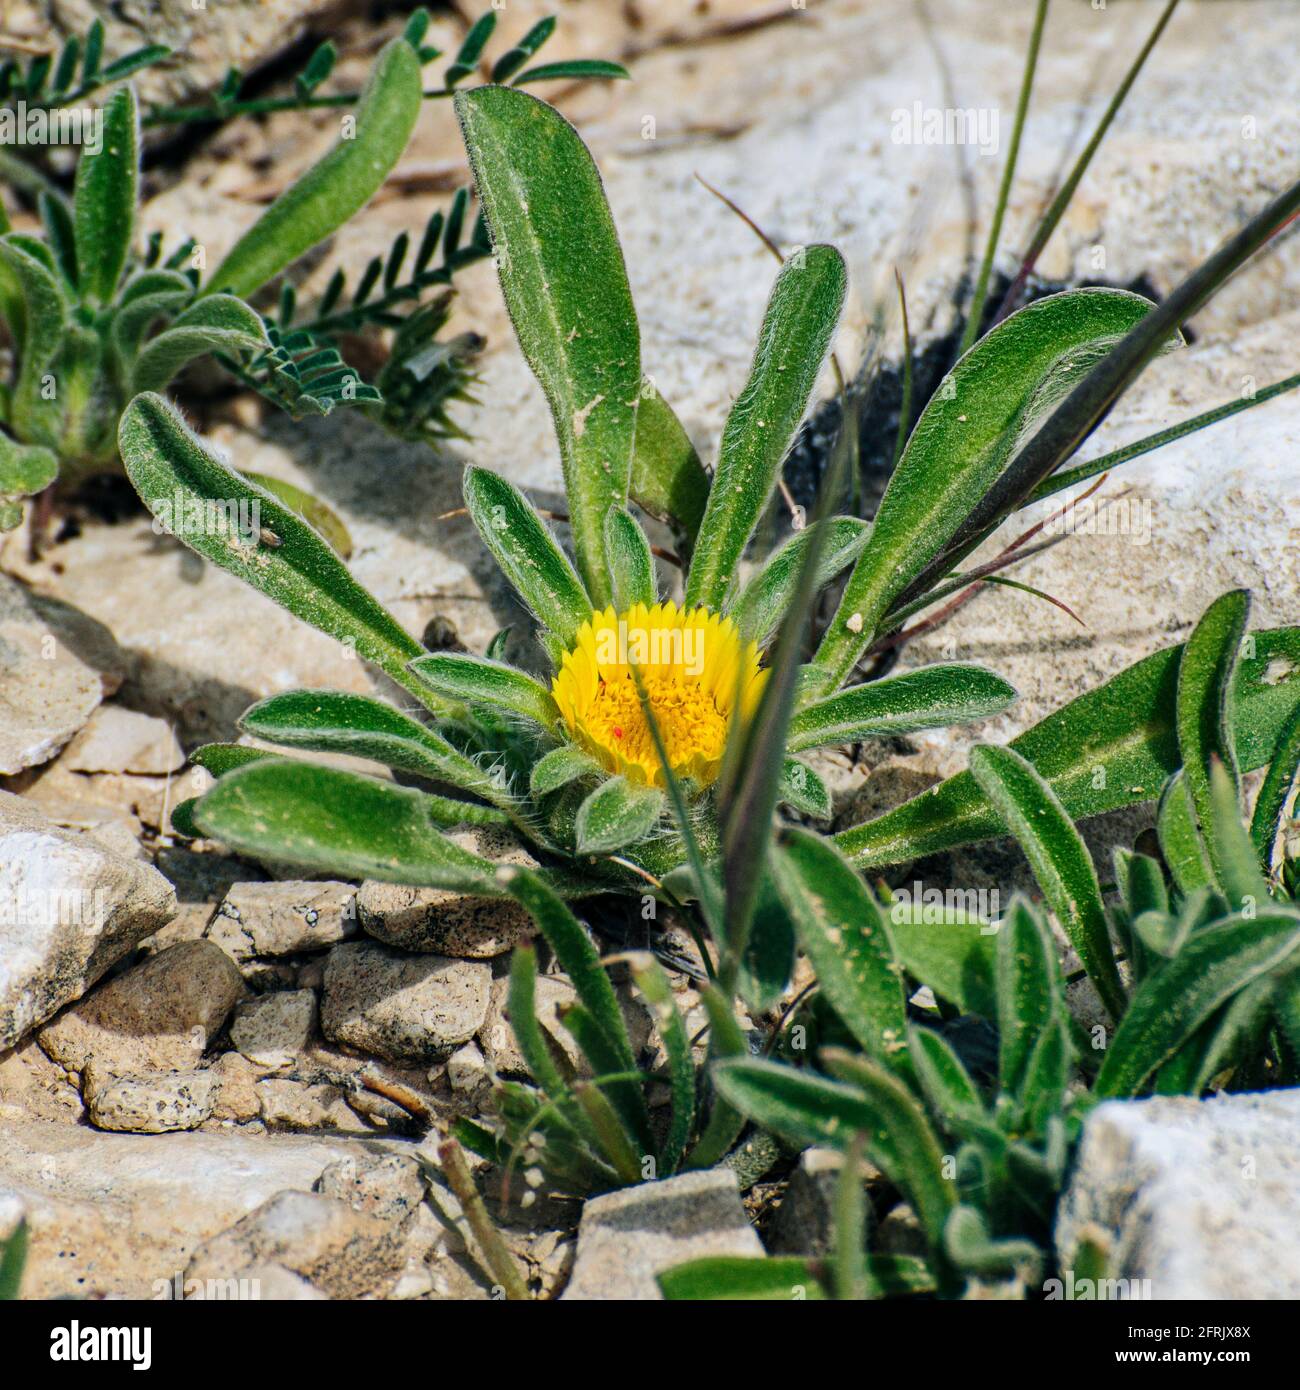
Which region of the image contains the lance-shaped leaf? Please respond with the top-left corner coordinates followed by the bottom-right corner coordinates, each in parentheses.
top-left (603, 507), bottom-right (657, 610)
top-left (74, 84), bottom-right (138, 304)
top-left (908, 1026), bottom-right (989, 1135)
top-left (788, 665), bottom-right (1016, 753)
top-left (131, 293), bottom-right (270, 393)
top-left (771, 829), bottom-right (911, 1080)
top-left (684, 246), bottom-right (847, 610)
top-left (191, 760), bottom-right (514, 889)
top-left (837, 625), bottom-right (1300, 870)
top-left (118, 393), bottom-right (430, 700)
top-left (408, 652), bottom-right (560, 730)
top-left (944, 1206), bottom-right (1043, 1282)
top-left (236, 689), bottom-right (515, 815)
top-left (992, 895), bottom-right (1067, 1098)
top-left (1205, 757), bottom-right (1272, 916)
top-left (1175, 589), bottom-right (1250, 889)
top-left (777, 757), bottom-right (831, 820)
top-left (659, 1257), bottom-right (829, 1301)
top-left (206, 38), bottom-right (422, 299)
top-left (728, 517), bottom-right (870, 647)
top-left (814, 290), bottom-right (1167, 685)
top-left (1156, 770), bottom-right (1211, 894)
top-left (456, 84), bottom-right (640, 603)
top-left (574, 775), bottom-right (663, 853)
top-left (1094, 910), bottom-right (1300, 1097)
top-left (630, 382), bottom-right (709, 545)
top-left (970, 745), bottom-right (1124, 1023)
top-left (240, 471), bottom-right (352, 559)
top-left (628, 954), bottom-right (693, 1174)
top-left (462, 466), bottom-right (592, 648)
top-left (1250, 704), bottom-right (1300, 874)
top-left (530, 744), bottom-right (601, 797)
top-left (1154, 973), bottom-right (1277, 1097)
top-left (0, 237), bottom-right (67, 431)
top-left (110, 269), bottom-right (194, 362)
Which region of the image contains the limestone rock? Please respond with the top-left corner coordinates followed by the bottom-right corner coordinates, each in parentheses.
top-left (38, 940), bottom-right (244, 1077)
top-left (209, 880), bottom-right (357, 961)
top-left (84, 1067), bottom-right (216, 1134)
top-left (563, 1169), bottom-right (762, 1300)
top-left (0, 791), bottom-right (176, 1049)
top-left (1055, 1091), bottom-right (1300, 1300)
top-left (229, 990), bottom-right (318, 1068)
top-left (321, 942), bottom-right (490, 1063)
top-left (61, 704), bottom-right (185, 776)
top-left (314, 1152), bottom-right (426, 1225)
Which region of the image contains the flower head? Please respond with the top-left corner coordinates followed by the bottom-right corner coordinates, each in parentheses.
top-left (552, 601), bottom-right (767, 788)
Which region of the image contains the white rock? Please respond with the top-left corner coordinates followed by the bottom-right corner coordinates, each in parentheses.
top-left (0, 1118), bottom-right (391, 1297)
top-left (209, 880), bottom-right (357, 961)
top-left (0, 791), bottom-right (176, 1049)
top-left (229, 990), bottom-right (317, 1068)
top-left (1055, 1090), bottom-right (1300, 1300)
top-left (445, 1040), bottom-right (489, 1096)
top-left (563, 1169), bottom-right (762, 1300)
top-left (0, 575), bottom-right (123, 775)
top-left (60, 704), bottom-right (185, 776)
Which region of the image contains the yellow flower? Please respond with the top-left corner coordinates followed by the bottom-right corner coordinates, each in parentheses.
top-left (552, 601), bottom-right (768, 789)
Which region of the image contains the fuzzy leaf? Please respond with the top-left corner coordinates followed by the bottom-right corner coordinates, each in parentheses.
top-left (574, 775), bottom-right (663, 853)
top-left (530, 745), bottom-right (601, 797)
top-left (629, 382), bottom-right (709, 544)
top-left (119, 393), bottom-right (429, 700)
top-left (456, 85), bottom-right (640, 602)
top-left (771, 829), bottom-right (911, 1080)
top-left (74, 84), bottom-right (138, 304)
top-left (658, 1256), bottom-right (827, 1301)
top-left (462, 466), bottom-right (592, 648)
top-left (729, 517), bottom-right (870, 646)
top-left (685, 246), bottom-right (847, 610)
top-left (1156, 770), bottom-right (1212, 894)
top-left (1095, 910), bottom-right (1300, 1097)
top-left (603, 507), bottom-right (657, 610)
top-left (206, 38), bottom-right (422, 299)
top-left (239, 470), bottom-right (352, 558)
top-left (512, 59), bottom-right (630, 86)
top-left (131, 293), bottom-right (269, 392)
top-left (788, 665), bottom-right (1016, 753)
top-left (777, 757), bottom-right (831, 820)
top-left (908, 1026), bottom-right (988, 1133)
top-left (1250, 704), bottom-right (1300, 875)
top-left (837, 626), bottom-right (1300, 870)
top-left (0, 433), bottom-right (57, 498)
top-left (815, 289), bottom-right (1171, 687)
top-left (408, 651), bottom-right (559, 729)
top-left (628, 953), bottom-right (694, 1173)
top-left (993, 897), bottom-right (1064, 1097)
top-left (970, 745), bottom-right (1124, 1022)
top-left (1205, 756), bottom-right (1272, 916)
top-left (887, 905), bottom-right (998, 1018)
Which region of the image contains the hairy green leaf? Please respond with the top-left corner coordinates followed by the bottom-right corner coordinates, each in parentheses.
top-left (74, 84), bottom-right (138, 304)
top-left (603, 506), bottom-right (657, 611)
top-left (574, 775), bottom-right (663, 853)
top-left (408, 651), bottom-right (560, 729)
top-left (629, 382), bottom-right (709, 544)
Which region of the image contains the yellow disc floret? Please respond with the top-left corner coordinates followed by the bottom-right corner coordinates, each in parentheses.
top-left (551, 601), bottom-right (768, 788)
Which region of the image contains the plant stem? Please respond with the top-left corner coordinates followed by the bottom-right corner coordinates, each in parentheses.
top-left (993, 0), bottom-right (1180, 326)
top-left (141, 86), bottom-right (459, 128)
top-left (959, 0), bottom-right (1050, 356)
top-left (437, 1139), bottom-right (531, 1302)
top-left (891, 268), bottom-right (914, 469)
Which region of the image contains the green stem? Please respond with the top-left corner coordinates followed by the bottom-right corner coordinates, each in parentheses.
top-left (959, 0), bottom-right (1049, 356)
top-left (437, 1139), bottom-right (531, 1302)
top-left (994, 0), bottom-right (1180, 325)
top-left (891, 268), bottom-right (914, 470)
top-left (141, 86), bottom-right (459, 128)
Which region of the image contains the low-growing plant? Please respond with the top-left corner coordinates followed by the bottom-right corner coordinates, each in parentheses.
top-left (657, 589), bottom-right (1300, 1298)
top-left (0, 10), bottom-right (628, 529)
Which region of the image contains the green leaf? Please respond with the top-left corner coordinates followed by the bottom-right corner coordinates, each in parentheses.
top-left (887, 905), bottom-right (998, 1018)
top-left (814, 289), bottom-right (1170, 687)
top-left (684, 246), bottom-right (847, 610)
top-left (239, 470), bottom-right (352, 559)
top-left (992, 896), bottom-right (1065, 1097)
top-left (1250, 704), bottom-right (1300, 874)
top-left (0, 433), bottom-right (57, 498)
top-left (771, 829), bottom-right (911, 1081)
top-left (206, 38), bottom-right (422, 299)
top-left (787, 665), bottom-right (1016, 753)
top-left (1095, 910), bottom-right (1300, 1097)
top-left (658, 1256), bottom-right (828, 1301)
top-left (38, 190), bottom-right (77, 287)
top-left (713, 1055), bottom-right (956, 1253)
top-left (683, 984), bottom-right (749, 1171)
top-left (0, 237), bottom-right (68, 434)
top-left (130, 293), bottom-right (269, 393)
top-left (728, 517), bottom-right (870, 646)
top-left (530, 745), bottom-right (601, 797)
top-left (969, 745), bottom-right (1124, 1022)
top-left (603, 507), bottom-right (657, 610)
top-left (1205, 757), bottom-right (1271, 917)
top-left (777, 757), bottom-right (831, 821)
top-left (192, 759), bottom-right (515, 889)
top-left (1156, 771), bottom-right (1212, 895)
top-left (119, 393), bottom-right (430, 703)
top-left (574, 775), bottom-right (663, 853)
top-left (512, 60), bottom-right (631, 86)
top-left (455, 84), bottom-right (640, 602)
top-left (1153, 973), bottom-right (1277, 1096)
top-left (837, 626), bottom-right (1300, 870)
top-left (74, 84), bottom-right (138, 304)
top-left (235, 689), bottom-right (515, 817)
top-left (0, 1219), bottom-right (27, 1301)
top-left (629, 382), bottom-right (709, 545)
top-left (628, 954), bottom-right (694, 1174)
top-left (943, 1205), bottom-right (1043, 1281)
top-left (500, 867), bottom-right (636, 1073)
top-left (557, 1001), bottom-right (653, 1159)
top-left (408, 652), bottom-right (560, 729)
top-left (110, 270), bottom-right (194, 362)
top-left (1176, 589), bottom-right (1250, 889)
top-left (462, 466), bottom-right (592, 647)
top-left (908, 1026), bottom-right (988, 1133)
